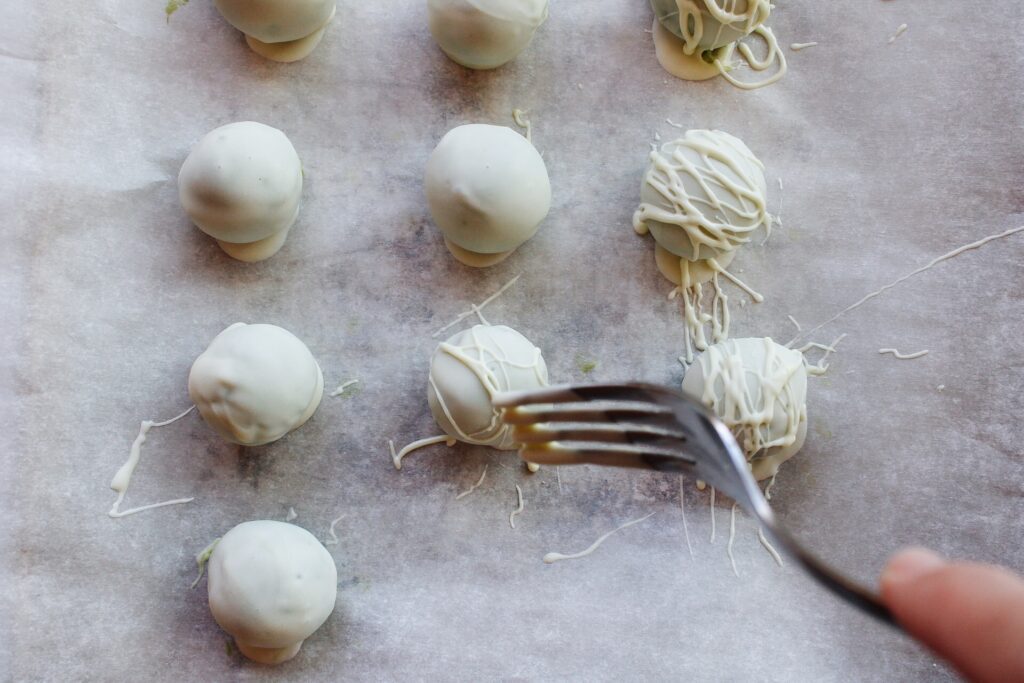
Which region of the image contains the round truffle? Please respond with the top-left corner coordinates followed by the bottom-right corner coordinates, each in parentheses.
top-left (427, 0), bottom-right (548, 70)
top-left (681, 337), bottom-right (807, 480)
top-left (208, 520), bottom-right (337, 665)
top-left (214, 0), bottom-right (336, 61)
top-left (651, 0), bottom-right (770, 53)
top-left (179, 122), bottom-right (303, 262)
top-left (634, 129), bottom-right (768, 263)
top-left (188, 323), bottom-right (323, 446)
top-left (428, 324), bottom-right (548, 449)
top-left (425, 124), bottom-right (551, 266)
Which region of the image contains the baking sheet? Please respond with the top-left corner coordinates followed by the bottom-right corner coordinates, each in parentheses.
top-left (3, 1), bottom-right (1023, 680)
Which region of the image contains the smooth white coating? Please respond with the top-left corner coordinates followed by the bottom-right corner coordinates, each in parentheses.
top-left (428, 324), bottom-right (548, 450)
top-left (244, 7), bottom-right (336, 63)
top-left (425, 124), bottom-right (551, 266)
top-left (214, 0), bottom-right (336, 61)
top-left (682, 337), bottom-right (807, 481)
top-left (427, 0), bottom-right (549, 70)
top-left (188, 323), bottom-right (323, 446)
top-left (179, 122), bottom-right (303, 262)
top-left (634, 130), bottom-right (769, 262)
top-left (207, 521), bottom-right (337, 665)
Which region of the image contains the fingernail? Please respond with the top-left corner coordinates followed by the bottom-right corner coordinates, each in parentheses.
top-left (882, 547), bottom-right (945, 587)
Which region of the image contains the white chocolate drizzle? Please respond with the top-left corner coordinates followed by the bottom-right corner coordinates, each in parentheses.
top-left (709, 486), bottom-right (717, 542)
top-left (108, 405), bottom-right (196, 518)
top-left (679, 476), bottom-right (694, 559)
top-left (888, 24), bottom-right (908, 44)
top-left (757, 526), bottom-right (783, 567)
top-left (798, 333), bottom-right (846, 376)
top-left (790, 42), bottom-right (818, 51)
top-left (726, 503), bottom-right (739, 577)
top-left (787, 315), bottom-right (801, 332)
top-left (879, 348), bottom-right (929, 360)
top-left (432, 274), bottom-right (522, 338)
top-left (543, 512), bottom-right (656, 564)
top-left (698, 338), bottom-right (805, 458)
top-left (330, 379), bottom-right (360, 397)
top-left (757, 474), bottom-right (783, 566)
top-left (509, 484), bottom-right (524, 529)
top-left (325, 514), bottom-right (344, 546)
top-left (512, 108), bottom-right (532, 144)
top-left (788, 225), bottom-right (1024, 347)
top-left (714, 26), bottom-right (788, 90)
top-left (190, 537), bottom-right (220, 589)
top-left (286, 507), bottom-right (297, 521)
top-left (389, 435), bottom-right (456, 470)
top-left (455, 465), bottom-right (488, 500)
top-left (634, 131), bottom-right (769, 254)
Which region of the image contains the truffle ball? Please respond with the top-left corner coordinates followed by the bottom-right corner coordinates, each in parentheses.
top-left (634, 129), bottom-right (768, 262)
top-left (208, 520), bottom-right (337, 665)
top-left (214, 0), bottom-right (336, 61)
top-left (650, 0), bottom-right (770, 52)
top-left (427, 0), bottom-right (548, 70)
top-left (188, 323), bottom-right (323, 446)
top-left (179, 122), bottom-right (303, 262)
top-left (428, 324), bottom-right (548, 449)
top-left (425, 124), bottom-right (551, 267)
top-left (682, 337), bottom-right (807, 480)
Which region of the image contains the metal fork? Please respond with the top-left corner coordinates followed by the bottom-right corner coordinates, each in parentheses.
top-left (494, 382), bottom-right (896, 628)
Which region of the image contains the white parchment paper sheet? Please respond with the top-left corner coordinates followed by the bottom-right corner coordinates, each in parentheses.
top-left (3, 1), bottom-right (1023, 680)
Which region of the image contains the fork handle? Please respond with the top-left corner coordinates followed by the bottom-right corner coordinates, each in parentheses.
top-left (763, 522), bottom-right (897, 627)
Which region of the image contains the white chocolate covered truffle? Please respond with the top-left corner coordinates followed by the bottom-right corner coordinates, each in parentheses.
top-left (652, 0), bottom-right (769, 54)
top-left (427, 0), bottom-right (548, 70)
top-left (649, 0), bottom-right (786, 88)
top-left (682, 337), bottom-right (807, 480)
top-left (214, 0), bottom-right (336, 62)
top-left (634, 129), bottom-right (768, 262)
top-left (179, 122), bottom-right (303, 262)
top-left (425, 124), bottom-right (551, 267)
top-left (428, 324), bottom-right (548, 449)
top-left (208, 520), bottom-right (338, 665)
top-left (188, 323), bottom-right (323, 446)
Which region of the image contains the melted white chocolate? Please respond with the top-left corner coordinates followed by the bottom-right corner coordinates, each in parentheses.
top-left (679, 475), bottom-right (694, 558)
top-left (543, 512), bottom-right (656, 564)
top-left (682, 337), bottom-right (808, 481)
top-left (455, 464), bottom-right (489, 500)
top-left (324, 514), bottom-right (344, 546)
top-left (726, 503), bottom-right (739, 577)
top-left (108, 405), bottom-right (196, 518)
top-left (509, 484), bottom-right (524, 529)
top-left (879, 348), bottom-right (929, 360)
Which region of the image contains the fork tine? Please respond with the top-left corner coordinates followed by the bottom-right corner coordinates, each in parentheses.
top-left (519, 442), bottom-right (696, 472)
top-left (512, 422), bottom-right (686, 444)
top-left (493, 383), bottom-right (669, 408)
top-left (501, 404), bottom-right (672, 426)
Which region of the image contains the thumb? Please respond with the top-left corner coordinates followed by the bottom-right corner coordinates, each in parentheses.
top-left (881, 547), bottom-right (1024, 683)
